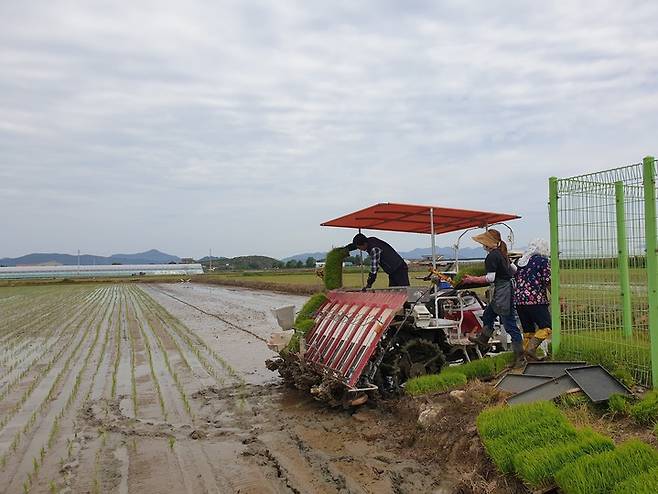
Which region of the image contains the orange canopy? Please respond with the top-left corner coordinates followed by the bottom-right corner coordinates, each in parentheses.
top-left (321, 203), bottom-right (520, 235)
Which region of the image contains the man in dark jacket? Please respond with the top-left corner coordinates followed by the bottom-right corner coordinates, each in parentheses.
top-left (345, 233), bottom-right (409, 289)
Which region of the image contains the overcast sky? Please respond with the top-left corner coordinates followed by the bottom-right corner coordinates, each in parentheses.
top-left (2, 1), bottom-right (658, 259)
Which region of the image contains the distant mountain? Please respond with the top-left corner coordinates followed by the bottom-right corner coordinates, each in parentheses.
top-left (399, 246), bottom-right (486, 260)
top-left (0, 249), bottom-right (180, 267)
top-left (282, 252), bottom-right (328, 263)
top-left (283, 246), bottom-right (486, 262)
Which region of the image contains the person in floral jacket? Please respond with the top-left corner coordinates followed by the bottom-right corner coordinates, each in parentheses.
top-left (514, 239), bottom-right (551, 359)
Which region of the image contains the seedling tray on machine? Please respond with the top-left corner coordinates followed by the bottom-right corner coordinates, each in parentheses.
top-left (565, 365), bottom-right (632, 403)
top-left (522, 361), bottom-right (587, 378)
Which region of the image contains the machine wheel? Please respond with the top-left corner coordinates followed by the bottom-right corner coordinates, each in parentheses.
top-left (397, 340), bottom-right (446, 382)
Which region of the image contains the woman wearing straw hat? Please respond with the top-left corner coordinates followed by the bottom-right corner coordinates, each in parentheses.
top-left (463, 229), bottom-right (524, 366)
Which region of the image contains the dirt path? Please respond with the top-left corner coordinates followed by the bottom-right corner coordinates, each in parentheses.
top-left (0, 283), bottom-right (502, 493)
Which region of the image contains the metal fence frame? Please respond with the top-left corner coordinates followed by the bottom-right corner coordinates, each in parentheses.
top-left (550, 155), bottom-right (658, 387)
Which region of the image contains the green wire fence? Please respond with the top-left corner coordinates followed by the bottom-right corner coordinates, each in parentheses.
top-left (550, 156), bottom-right (658, 387)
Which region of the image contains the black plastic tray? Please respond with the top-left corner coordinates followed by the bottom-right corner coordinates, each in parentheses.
top-left (565, 365), bottom-right (632, 403)
top-left (495, 374), bottom-right (552, 394)
top-left (523, 361), bottom-right (588, 378)
top-left (507, 374), bottom-right (581, 405)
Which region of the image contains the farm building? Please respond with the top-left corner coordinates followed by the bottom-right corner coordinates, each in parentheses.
top-left (0, 263), bottom-right (204, 280)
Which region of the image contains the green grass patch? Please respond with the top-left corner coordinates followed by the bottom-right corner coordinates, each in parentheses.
top-left (324, 248), bottom-right (348, 290)
top-left (555, 440), bottom-right (658, 494)
top-left (630, 391), bottom-right (658, 426)
top-left (513, 428), bottom-right (614, 489)
top-left (405, 372), bottom-right (467, 396)
top-left (608, 393), bottom-right (631, 416)
top-left (612, 465), bottom-right (658, 494)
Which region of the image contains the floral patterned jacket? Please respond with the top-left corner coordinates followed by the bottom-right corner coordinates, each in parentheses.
top-left (514, 254), bottom-right (550, 306)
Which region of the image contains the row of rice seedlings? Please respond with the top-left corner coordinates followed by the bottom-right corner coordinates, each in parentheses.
top-left (126, 290), bottom-right (168, 420)
top-left (139, 287), bottom-right (239, 376)
top-left (481, 414), bottom-right (578, 473)
top-left (110, 291), bottom-right (124, 398)
top-left (612, 464), bottom-right (658, 494)
top-left (127, 299), bottom-right (139, 415)
top-left (0, 288), bottom-right (108, 434)
top-left (477, 401), bottom-right (561, 440)
top-left (30, 288), bottom-right (118, 492)
top-left (0, 289), bottom-right (102, 405)
top-left (405, 372), bottom-right (467, 396)
top-left (82, 288), bottom-right (119, 403)
top-left (10, 288), bottom-right (113, 490)
top-left (512, 428), bottom-right (615, 489)
top-left (629, 390), bottom-right (658, 425)
top-left (135, 288), bottom-right (233, 385)
top-left (134, 290), bottom-right (194, 418)
top-left (0, 287), bottom-right (71, 347)
top-left (443, 352), bottom-right (514, 380)
top-left (555, 440), bottom-right (658, 494)
top-left (136, 286), bottom-right (251, 408)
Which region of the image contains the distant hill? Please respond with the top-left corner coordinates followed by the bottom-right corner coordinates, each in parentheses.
top-left (284, 246), bottom-right (486, 262)
top-left (198, 255), bottom-right (281, 270)
top-left (0, 249), bottom-right (180, 267)
top-left (282, 252), bottom-right (328, 263)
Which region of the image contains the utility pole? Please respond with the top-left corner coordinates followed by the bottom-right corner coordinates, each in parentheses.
top-left (77, 249), bottom-right (80, 277)
top-left (209, 248), bottom-right (212, 270)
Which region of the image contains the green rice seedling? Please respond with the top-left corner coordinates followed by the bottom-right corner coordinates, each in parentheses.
top-left (405, 372), bottom-right (467, 396)
top-left (295, 293), bottom-right (328, 323)
top-left (168, 436), bottom-right (176, 450)
top-left (324, 248), bottom-right (348, 290)
top-left (612, 464), bottom-right (658, 494)
top-left (441, 352), bottom-right (512, 381)
top-left (477, 401), bottom-right (562, 440)
top-left (452, 264), bottom-right (486, 287)
top-left (608, 393), bottom-right (631, 416)
top-left (482, 414), bottom-right (577, 473)
top-left (49, 481), bottom-right (58, 494)
top-left (513, 428), bottom-right (614, 489)
top-left (630, 391), bottom-right (658, 425)
top-left (555, 440), bottom-right (658, 494)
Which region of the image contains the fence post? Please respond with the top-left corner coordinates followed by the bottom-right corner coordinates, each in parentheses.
top-left (615, 181), bottom-right (633, 337)
top-left (642, 156), bottom-right (658, 387)
top-left (549, 177), bottom-right (561, 353)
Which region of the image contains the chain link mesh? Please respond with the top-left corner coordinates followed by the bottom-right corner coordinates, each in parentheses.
top-left (555, 161), bottom-right (653, 386)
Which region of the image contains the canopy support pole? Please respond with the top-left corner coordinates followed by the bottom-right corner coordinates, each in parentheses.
top-left (430, 208), bottom-right (436, 270)
top-left (359, 228), bottom-right (364, 288)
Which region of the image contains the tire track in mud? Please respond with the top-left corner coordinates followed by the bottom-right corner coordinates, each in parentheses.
top-left (149, 285), bottom-right (268, 343)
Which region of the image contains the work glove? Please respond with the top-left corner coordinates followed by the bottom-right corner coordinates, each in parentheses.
top-left (366, 273), bottom-right (377, 287)
top-left (361, 285), bottom-right (372, 292)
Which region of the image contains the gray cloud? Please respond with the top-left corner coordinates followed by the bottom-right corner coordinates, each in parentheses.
top-left (2, 0), bottom-right (658, 258)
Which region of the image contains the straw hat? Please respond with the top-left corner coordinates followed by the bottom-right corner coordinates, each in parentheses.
top-left (472, 230), bottom-right (501, 249)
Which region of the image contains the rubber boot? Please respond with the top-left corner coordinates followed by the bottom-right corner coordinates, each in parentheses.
top-left (526, 328), bottom-right (551, 361)
top-left (510, 340), bottom-right (526, 369)
top-left (468, 325), bottom-right (495, 352)
top-left (523, 332), bottom-right (534, 351)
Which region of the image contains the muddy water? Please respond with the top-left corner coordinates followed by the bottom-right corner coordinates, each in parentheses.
top-left (145, 283), bottom-right (309, 385)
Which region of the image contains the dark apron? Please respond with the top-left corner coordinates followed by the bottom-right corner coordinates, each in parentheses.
top-left (491, 279), bottom-right (513, 316)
